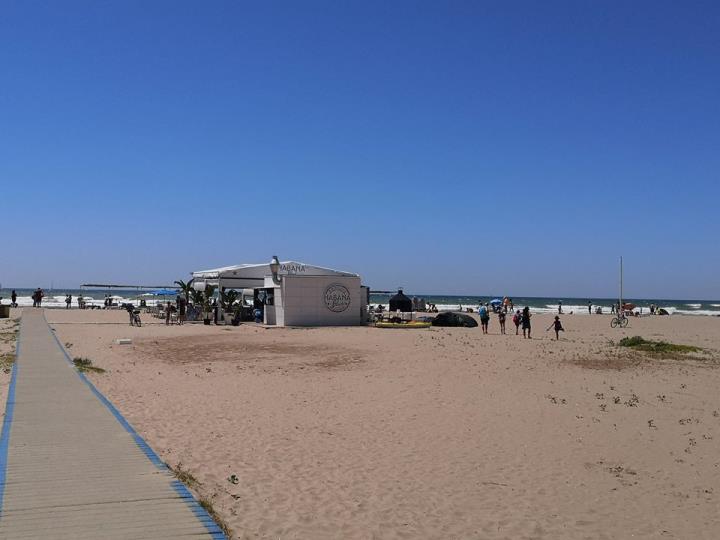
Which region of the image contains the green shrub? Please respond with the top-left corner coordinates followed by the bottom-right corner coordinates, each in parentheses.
top-left (73, 357), bottom-right (106, 373)
top-left (619, 336), bottom-right (701, 354)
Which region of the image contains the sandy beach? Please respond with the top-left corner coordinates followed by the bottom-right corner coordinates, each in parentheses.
top-left (0, 316), bottom-right (19, 420)
top-left (7, 308), bottom-right (715, 539)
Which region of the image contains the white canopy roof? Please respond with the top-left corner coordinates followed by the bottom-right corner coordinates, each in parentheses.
top-left (191, 261), bottom-right (358, 288)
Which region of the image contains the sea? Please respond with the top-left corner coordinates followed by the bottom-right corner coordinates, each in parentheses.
top-left (369, 294), bottom-right (720, 317)
top-left (1, 288), bottom-right (719, 317)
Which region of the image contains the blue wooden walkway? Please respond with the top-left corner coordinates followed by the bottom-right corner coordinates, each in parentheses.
top-left (0, 309), bottom-right (227, 539)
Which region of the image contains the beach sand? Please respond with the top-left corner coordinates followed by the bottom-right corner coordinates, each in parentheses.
top-left (0, 313), bottom-right (20, 421)
top-left (37, 308), bottom-right (720, 539)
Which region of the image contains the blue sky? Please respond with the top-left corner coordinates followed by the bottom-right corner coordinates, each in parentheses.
top-left (1, 1), bottom-right (718, 298)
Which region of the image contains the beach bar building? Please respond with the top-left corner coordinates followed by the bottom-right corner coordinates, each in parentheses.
top-left (191, 259), bottom-right (368, 327)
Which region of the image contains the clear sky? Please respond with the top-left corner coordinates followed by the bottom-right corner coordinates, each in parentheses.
top-left (1, 1), bottom-right (718, 298)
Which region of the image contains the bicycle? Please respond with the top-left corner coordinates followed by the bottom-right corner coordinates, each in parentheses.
top-left (125, 304), bottom-right (142, 327)
top-left (610, 313), bottom-right (628, 328)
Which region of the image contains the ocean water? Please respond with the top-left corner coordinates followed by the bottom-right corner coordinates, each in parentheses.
top-left (0, 288), bottom-right (178, 309)
top-left (369, 294), bottom-right (720, 317)
top-left (1, 289), bottom-right (719, 317)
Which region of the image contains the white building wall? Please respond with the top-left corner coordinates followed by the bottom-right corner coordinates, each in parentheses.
top-left (277, 275), bottom-right (362, 326)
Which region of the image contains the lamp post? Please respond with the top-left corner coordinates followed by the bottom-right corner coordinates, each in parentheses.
top-left (270, 255), bottom-right (282, 285)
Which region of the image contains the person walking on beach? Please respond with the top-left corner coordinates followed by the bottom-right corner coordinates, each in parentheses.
top-left (177, 296), bottom-right (186, 325)
top-left (512, 310), bottom-right (521, 335)
top-left (498, 310), bottom-right (506, 334)
top-left (547, 315), bottom-right (564, 340)
top-left (478, 303), bottom-right (490, 334)
top-left (558, 301), bottom-right (563, 314)
top-left (165, 301), bottom-right (174, 325)
top-left (522, 306), bottom-right (532, 339)
top-left (587, 300), bottom-right (592, 314)
top-left (65, 294), bottom-right (72, 309)
top-left (11, 290), bottom-right (17, 308)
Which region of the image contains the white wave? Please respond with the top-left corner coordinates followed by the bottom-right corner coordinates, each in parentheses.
top-left (5, 294), bottom-right (142, 309)
top-left (685, 303), bottom-right (702, 309)
top-left (667, 309), bottom-right (720, 317)
top-left (371, 303), bottom-right (623, 315)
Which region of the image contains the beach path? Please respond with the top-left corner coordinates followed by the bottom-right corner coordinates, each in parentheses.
top-left (0, 309), bottom-right (226, 539)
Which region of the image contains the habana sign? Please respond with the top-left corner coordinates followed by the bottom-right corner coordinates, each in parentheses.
top-left (324, 283), bottom-right (351, 313)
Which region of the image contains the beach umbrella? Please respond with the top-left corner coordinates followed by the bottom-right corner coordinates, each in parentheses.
top-left (150, 289), bottom-right (179, 296)
top-left (490, 298), bottom-right (503, 305)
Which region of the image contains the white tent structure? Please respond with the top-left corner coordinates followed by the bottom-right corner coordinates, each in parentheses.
top-left (191, 261), bottom-right (366, 327)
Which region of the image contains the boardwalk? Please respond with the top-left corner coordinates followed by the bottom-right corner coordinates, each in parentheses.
top-left (0, 309), bottom-right (227, 539)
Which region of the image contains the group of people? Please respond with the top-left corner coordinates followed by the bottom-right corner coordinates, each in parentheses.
top-left (477, 304), bottom-right (565, 340)
top-left (166, 296), bottom-right (187, 325)
top-left (31, 288), bottom-right (44, 307)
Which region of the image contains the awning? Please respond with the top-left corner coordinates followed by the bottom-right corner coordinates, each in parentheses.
top-left (191, 261), bottom-right (358, 288)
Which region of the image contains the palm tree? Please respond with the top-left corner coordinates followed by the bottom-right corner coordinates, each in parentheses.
top-left (174, 279), bottom-right (193, 303)
top-left (220, 289), bottom-right (240, 311)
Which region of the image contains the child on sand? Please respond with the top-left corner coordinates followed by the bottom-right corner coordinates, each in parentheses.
top-left (512, 310), bottom-right (521, 335)
top-left (547, 315), bottom-right (564, 340)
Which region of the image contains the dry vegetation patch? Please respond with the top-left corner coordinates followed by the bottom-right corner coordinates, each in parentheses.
top-left (170, 462), bottom-right (232, 538)
top-left (567, 336), bottom-right (718, 371)
top-left (137, 335), bottom-right (366, 373)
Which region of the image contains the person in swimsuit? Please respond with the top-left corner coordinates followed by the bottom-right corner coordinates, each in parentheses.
top-left (498, 310), bottom-right (506, 334)
top-left (547, 315), bottom-right (564, 340)
top-left (522, 306), bottom-right (532, 339)
top-left (512, 310), bottom-right (521, 335)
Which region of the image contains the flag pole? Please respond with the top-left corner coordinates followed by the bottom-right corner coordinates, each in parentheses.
top-left (619, 256), bottom-right (623, 314)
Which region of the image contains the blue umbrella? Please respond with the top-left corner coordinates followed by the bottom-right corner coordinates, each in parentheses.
top-left (150, 289), bottom-right (179, 296)
top-left (490, 298), bottom-right (503, 305)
